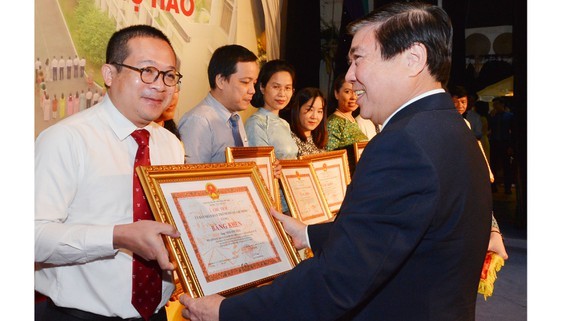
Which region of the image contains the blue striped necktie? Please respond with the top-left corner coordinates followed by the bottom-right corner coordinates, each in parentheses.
top-left (229, 114), bottom-right (244, 147)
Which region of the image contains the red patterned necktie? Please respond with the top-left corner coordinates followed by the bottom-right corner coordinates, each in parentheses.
top-left (131, 129), bottom-right (161, 321)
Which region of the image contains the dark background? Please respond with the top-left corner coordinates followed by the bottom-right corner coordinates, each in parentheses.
top-left (281, 0), bottom-right (526, 229)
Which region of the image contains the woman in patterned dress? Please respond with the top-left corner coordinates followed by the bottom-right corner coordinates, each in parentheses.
top-left (289, 87), bottom-right (328, 157)
top-left (326, 73), bottom-right (368, 151)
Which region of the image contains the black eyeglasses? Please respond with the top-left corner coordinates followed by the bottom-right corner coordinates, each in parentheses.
top-left (111, 62), bottom-right (182, 88)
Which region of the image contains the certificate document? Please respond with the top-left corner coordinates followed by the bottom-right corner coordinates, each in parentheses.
top-left (172, 186), bottom-right (281, 282)
top-left (233, 157), bottom-right (272, 200)
top-left (285, 172), bottom-right (325, 222)
top-left (312, 162), bottom-right (345, 212)
top-left (299, 150), bottom-right (350, 214)
top-left (139, 163), bottom-right (300, 297)
top-left (226, 147), bottom-right (280, 211)
top-left (279, 160), bottom-right (332, 225)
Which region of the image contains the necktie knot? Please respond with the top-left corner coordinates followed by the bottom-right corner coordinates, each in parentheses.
top-left (229, 114), bottom-right (240, 127)
top-left (131, 129), bottom-right (150, 148)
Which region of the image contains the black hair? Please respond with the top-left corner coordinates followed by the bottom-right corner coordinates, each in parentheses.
top-left (347, 2), bottom-right (453, 85)
top-left (448, 84), bottom-right (468, 98)
top-left (251, 59), bottom-right (296, 108)
top-left (328, 73), bottom-right (349, 116)
top-left (106, 24), bottom-right (174, 66)
top-left (163, 119), bottom-right (181, 139)
top-left (290, 87), bottom-right (328, 149)
top-left (207, 44), bottom-right (258, 89)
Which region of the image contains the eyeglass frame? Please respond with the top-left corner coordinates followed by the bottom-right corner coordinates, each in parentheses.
top-left (266, 83), bottom-right (295, 95)
top-left (110, 62), bottom-right (183, 88)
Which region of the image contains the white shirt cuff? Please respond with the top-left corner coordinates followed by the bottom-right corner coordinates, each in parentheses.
top-left (305, 225), bottom-right (311, 249)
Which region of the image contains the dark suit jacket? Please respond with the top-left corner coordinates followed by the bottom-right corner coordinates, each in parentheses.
top-left (220, 92), bottom-right (492, 321)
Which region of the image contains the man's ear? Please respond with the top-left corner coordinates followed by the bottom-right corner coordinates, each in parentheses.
top-left (102, 64), bottom-right (114, 87)
top-left (406, 42), bottom-right (428, 77)
top-left (215, 74), bottom-right (226, 90)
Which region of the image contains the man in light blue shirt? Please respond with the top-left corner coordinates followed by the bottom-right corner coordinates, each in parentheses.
top-left (178, 45), bottom-right (259, 164)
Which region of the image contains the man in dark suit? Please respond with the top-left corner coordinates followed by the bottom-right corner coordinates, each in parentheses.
top-left (180, 3), bottom-right (492, 320)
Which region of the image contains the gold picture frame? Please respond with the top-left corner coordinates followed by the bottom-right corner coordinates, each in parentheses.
top-left (353, 141), bottom-right (369, 165)
top-left (225, 146), bottom-right (280, 211)
top-left (300, 150), bottom-right (351, 214)
top-left (136, 162), bottom-right (301, 298)
top-left (278, 159), bottom-right (333, 225)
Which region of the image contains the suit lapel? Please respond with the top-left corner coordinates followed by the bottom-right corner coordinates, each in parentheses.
top-left (383, 92), bottom-right (455, 130)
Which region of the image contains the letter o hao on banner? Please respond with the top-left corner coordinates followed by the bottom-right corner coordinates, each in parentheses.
top-left (132, 0), bottom-right (195, 17)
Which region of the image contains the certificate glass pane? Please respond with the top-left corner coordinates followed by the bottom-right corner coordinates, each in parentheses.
top-left (300, 150), bottom-right (351, 214)
top-left (279, 160), bottom-right (333, 225)
top-left (226, 147), bottom-right (280, 211)
top-left (137, 163), bottom-right (300, 298)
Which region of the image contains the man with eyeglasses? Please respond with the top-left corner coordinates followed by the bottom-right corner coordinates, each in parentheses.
top-left (178, 44), bottom-right (259, 164)
top-left (35, 25), bottom-right (184, 321)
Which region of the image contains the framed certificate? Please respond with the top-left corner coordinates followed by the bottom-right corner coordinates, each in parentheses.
top-left (300, 150), bottom-right (350, 214)
top-left (136, 162), bottom-right (301, 298)
top-left (353, 141), bottom-right (368, 164)
top-left (226, 146), bottom-right (280, 211)
top-left (278, 159), bottom-right (333, 225)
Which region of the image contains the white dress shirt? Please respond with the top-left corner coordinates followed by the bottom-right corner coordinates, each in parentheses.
top-left (35, 95), bottom-right (185, 318)
top-left (355, 115), bottom-right (379, 140)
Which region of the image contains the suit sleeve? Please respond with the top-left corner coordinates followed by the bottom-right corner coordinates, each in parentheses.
top-left (220, 130), bottom-right (439, 320)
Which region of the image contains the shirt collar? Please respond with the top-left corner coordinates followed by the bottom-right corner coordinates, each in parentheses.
top-left (101, 94), bottom-right (156, 142)
top-left (205, 92), bottom-right (238, 122)
top-left (256, 107), bottom-right (278, 118)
